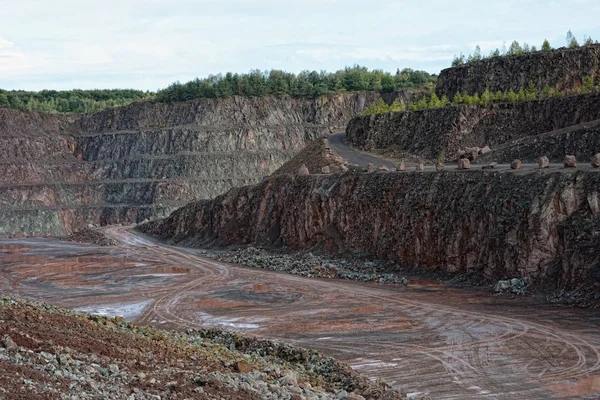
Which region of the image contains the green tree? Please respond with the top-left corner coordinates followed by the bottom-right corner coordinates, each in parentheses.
top-left (566, 30), bottom-right (579, 48)
top-left (583, 36), bottom-right (594, 46)
top-left (494, 90), bottom-right (506, 101)
top-left (452, 54), bottom-right (466, 66)
top-left (453, 91), bottom-right (464, 104)
top-left (582, 76), bottom-right (595, 92)
top-left (506, 89), bottom-right (518, 102)
top-left (542, 39), bottom-right (552, 52)
top-left (480, 89), bottom-right (492, 105)
top-left (508, 41), bottom-right (523, 56)
top-left (517, 88), bottom-right (527, 101)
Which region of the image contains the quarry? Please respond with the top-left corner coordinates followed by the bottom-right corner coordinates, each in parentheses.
top-left (1, 42), bottom-right (600, 400)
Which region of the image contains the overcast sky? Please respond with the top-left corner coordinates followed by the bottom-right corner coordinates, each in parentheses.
top-left (1, 0), bottom-right (599, 91)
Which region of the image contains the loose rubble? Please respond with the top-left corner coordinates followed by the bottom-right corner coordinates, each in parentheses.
top-left (63, 228), bottom-right (117, 246)
top-left (209, 247), bottom-right (410, 285)
top-left (494, 278), bottom-right (531, 295)
top-left (0, 294), bottom-right (406, 400)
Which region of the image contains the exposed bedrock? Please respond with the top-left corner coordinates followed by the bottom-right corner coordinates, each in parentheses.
top-left (140, 171), bottom-right (600, 292)
top-left (0, 93), bottom-right (380, 236)
top-left (436, 44), bottom-right (600, 98)
top-left (346, 92), bottom-right (600, 160)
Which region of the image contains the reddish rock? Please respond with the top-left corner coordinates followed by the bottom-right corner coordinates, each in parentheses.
top-left (415, 163), bottom-right (424, 172)
top-left (378, 166), bottom-right (390, 173)
top-left (436, 162), bottom-right (445, 171)
top-left (457, 159), bottom-right (471, 170)
top-left (397, 162), bottom-right (405, 171)
top-left (539, 156), bottom-right (550, 169)
top-left (367, 163), bottom-right (376, 173)
top-left (563, 155), bottom-right (577, 168)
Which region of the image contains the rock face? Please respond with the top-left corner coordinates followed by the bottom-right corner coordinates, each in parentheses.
top-left (436, 45), bottom-right (600, 98)
top-left (478, 119), bottom-right (600, 163)
top-left (140, 171), bottom-right (600, 292)
top-left (346, 93), bottom-right (600, 160)
top-left (0, 93), bottom-right (379, 236)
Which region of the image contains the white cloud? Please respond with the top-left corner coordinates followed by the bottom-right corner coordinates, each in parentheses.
top-left (1, 0), bottom-right (599, 90)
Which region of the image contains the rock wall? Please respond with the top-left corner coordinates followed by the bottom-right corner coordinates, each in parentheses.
top-left (0, 93), bottom-right (380, 236)
top-left (479, 119), bottom-right (600, 163)
top-left (140, 170), bottom-right (600, 292)
top-left (436, 45), bottom-right (600, 99)
top-left (346, 92), bottom-right (600, 160)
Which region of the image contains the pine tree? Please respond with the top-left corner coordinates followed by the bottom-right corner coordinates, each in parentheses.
top-left (480, 89), bottom-right (492, 105)
top-left (507, 89), bottom-right (518, 102)
top-left (428, 93), bottom-right (441, 108)
top-left (453, 91), bottom-right (463, 104)
top-left (495, 90), bottom-right (505, 102)
top-left (517, 89), bottom-right (527, 101)
top-left (542, 39), bottom-right (552, 52)
top-left (440, 95), bottom-right (450, 107)
top-left (566, 30), bottom-right (579, 48)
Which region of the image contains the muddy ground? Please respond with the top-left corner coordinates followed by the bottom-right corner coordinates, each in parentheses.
top-left (1, 227), bottom-right (599, 399)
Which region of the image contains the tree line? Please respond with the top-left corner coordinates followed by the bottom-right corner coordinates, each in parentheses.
top-left (362, 77), bottom-right (599, 115)
top-left (452, 30), bottom-right (598, 67)
top-left (0, 89), bottom-right (155, 114)
top-left (154, 66), bottom-right (438, 103)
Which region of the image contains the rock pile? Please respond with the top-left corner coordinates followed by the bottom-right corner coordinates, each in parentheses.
top-left (210, 247), bottom-right (410, 285)
top-left (0, 295), bottom-right (406, 400)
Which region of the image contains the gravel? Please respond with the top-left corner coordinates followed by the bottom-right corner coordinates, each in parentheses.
top-left (207, 247), bottom-right (410, 285)
top-left (0, 294), bottom-right (408, 400)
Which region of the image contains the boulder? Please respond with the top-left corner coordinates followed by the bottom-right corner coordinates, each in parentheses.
top-left (457, 158), bottom-right (471, 170)
top-left (321, 166), bottom-right (331, 174)
top-left (539, 156), bottom-right (550, 169)
top-left (234, 360), bottom-right (254, 373)
top-left (297, 164), bottom-right (309, 176)
top-left (2, 335), bottom-right (17, 351)
top-left (461, 147), bottom-right (479, 161)
top-left (563, 155), bottom-right (577, 168)
top-left (397, 162), bottom-right (405, 171)
top-left (482, 163), bottom-right (497, 169)
top-left (378, 166), bottom-right (389, 173)
top-left (435, 162), bottom-right (445, 171)
top-left (415, 163), bottom-right (424, 172)
top-left (511, 159), bottom-right (522, 170)
top-left (479, 146), bottom-right (491, 155)
top-left (592, 153), bottom-right (600, 168)
top-left (366, 163), bottom-right (375, 173)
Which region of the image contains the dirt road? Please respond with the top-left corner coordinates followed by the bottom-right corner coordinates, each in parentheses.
top-left (1, 227), bottom-right (599, 399)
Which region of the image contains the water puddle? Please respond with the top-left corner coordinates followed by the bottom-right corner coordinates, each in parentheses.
top-left (74, 299), bottom-right (153, 320)
top-left (197, 311), bottom-right (263, 329)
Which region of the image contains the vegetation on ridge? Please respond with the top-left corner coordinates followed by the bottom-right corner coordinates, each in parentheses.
top-left (0, 89), bottom-right (154, 114)
top-left (362, 77), bottom-right (600, 115)
top-left (451, 30), bottom-right (598, 67)
top-left (155, 66), bottom-right (437, 102)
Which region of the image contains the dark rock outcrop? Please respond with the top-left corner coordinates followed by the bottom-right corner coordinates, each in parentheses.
top-left (139, 170), bottom-right (600, 293)
top-left (479, 119), bottom-right (600, 163)
top-left (0, 93), bottom-right (380, 236)
top-left (346, 93), bottom-right (600, 160)
top-left (436, 45), bottom-right (600, 98)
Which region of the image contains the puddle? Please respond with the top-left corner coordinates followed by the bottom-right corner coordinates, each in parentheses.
top-left (74, 299), bottom-right (153, 320)
top-left (197, 312), bottom-right (263, 329)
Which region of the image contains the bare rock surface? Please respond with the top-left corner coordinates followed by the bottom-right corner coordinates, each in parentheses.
top-left (0, 93), bottom-right (381, 237)
top-left (347, 93), bottom-right (600, 161)
top-left (436, 44), bottom-right (600, 98)
top-left (139, 170), bottom-right (600, 297)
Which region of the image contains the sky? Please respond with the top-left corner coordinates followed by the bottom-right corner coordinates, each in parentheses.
top-left (1, 0), bottom-right (599, 91)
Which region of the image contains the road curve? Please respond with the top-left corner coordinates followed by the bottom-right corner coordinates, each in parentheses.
top-left (1, 228), bottom-right (599, 399)
top-left (327, 132), bottom-right (596, 173)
